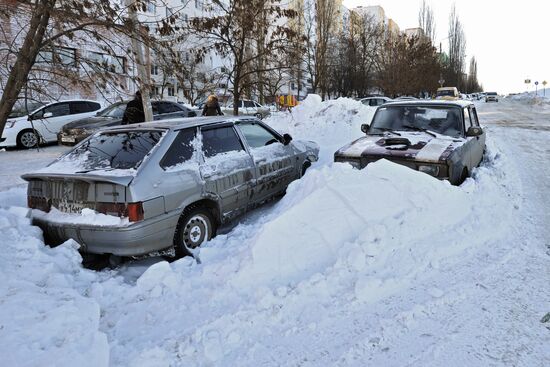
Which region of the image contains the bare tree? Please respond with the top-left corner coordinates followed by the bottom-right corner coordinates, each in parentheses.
top-left (446, 5), bottom-right (466, 89)
top-left (418, 0), bottom-right (436, 43)
top-left (0, 0), bottom-right (187, 138)
top-left (189, 0), bottom-right (297, 116)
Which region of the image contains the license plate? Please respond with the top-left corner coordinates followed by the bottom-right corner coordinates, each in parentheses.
top-left (55, 201), bottom-right (87, 214)
top-left (61, 136), bottom-right (75, 143)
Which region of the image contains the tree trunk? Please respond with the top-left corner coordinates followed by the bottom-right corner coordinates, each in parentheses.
top-left (0, 0), bottom-right (55, 137)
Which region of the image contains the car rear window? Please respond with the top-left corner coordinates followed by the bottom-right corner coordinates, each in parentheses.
top-left (65, 131), bottom-right (164, 170)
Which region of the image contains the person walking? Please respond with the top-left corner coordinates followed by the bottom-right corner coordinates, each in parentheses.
top-left (122, 90), bottom-right (145, 124)
top-left (202, 94), bottom-right (223, 116)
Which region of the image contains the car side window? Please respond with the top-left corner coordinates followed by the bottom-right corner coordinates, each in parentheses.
top-left (42, 103), bottom-right (70, 118)
top-left (254, 102), bottom-right (261, 108)
top-left (70, 101), bottom-right (93, 114)
top-left (201, 125), bottom-right (244, 158)
top-left (87, 102), bottom-right (101, 111)
top-left (463, 108), bottom-right (473, 129)
top-left (158, 102), bottom-right (181, 114)
top-left (237, 122), bottom-right (280, 148)
top-left (470, 107), bottom-right (480, 126)
top-left (151, 102), bottom-right (160, 115)
top-left (160, 128), bottom-right (196, 169)
top-left (369, 99), bottom-right (378, 106)
top-left (243, 101), bottom-right (255, 108)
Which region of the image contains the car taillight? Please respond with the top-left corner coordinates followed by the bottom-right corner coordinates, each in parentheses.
top-left (27, 196), bottom-right (51, 212)
top-left (127, 202), bottom-right (144, 222)
top-left (95, 202), bottom-right (144, 222)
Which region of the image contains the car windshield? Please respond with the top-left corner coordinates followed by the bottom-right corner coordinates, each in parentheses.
top-left (487, 92), bottom-right (497, 96)
top-left (437, 90), bottom-right (455, 97)
top-left (97, 102), bottom-right (127, 118)
top-left (64, 130), bottom-right (164, 170)
top-left (369, 105), bottom-right (463, 138)
top-left (8, 102), bottom-right (44, 118)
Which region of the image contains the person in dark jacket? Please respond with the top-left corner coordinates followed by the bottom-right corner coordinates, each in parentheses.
top-left (202, 94), bottom-right (223, 116)
top-left (122, 90), bottom-right (145, 124)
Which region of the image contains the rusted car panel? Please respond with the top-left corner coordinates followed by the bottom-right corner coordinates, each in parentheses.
top-left (334, 101), bottom-right (486, 184)
top-left (23, 116), bottom-right (319, 257)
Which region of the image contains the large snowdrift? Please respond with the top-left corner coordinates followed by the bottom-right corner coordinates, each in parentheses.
top-left (265, 95), bottom-right (376, 164)
top-left (1, 97), bottom-right (548, 366)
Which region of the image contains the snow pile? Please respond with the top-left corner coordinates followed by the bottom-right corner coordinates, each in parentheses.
top-left (509, 89), bottom-right (550, 107)
top-left (265, 95), bottom-right (376, 164)
top-left (1, 98), bottom-right (547, 366)
top-left (0, 207), bottom-right (108, 367)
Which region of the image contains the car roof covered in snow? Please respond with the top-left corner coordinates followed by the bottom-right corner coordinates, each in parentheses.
top-left (383, 100), bottom-right (474, 108)
top-left (99, 115), bottom-right (258, 133)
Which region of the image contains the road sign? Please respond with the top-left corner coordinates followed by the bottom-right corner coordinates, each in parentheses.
top-left (543, 81), bottom-right (548, 86)
top-left (535, 81), bottom-right (539, 86)
top-left (525, 79), bottom-right (531, 84)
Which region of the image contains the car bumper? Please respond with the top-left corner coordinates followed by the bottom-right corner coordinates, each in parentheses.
top-left (33, 211), bottom-right (180, 256)
top-left (0, 128), bottom-right (18, 147)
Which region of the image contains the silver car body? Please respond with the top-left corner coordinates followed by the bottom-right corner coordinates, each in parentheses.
top-left (221, 100), bottom-right (271, 119)
top-left (22, 116), bottom-right (319, 256)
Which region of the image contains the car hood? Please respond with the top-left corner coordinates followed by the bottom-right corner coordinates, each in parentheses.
top-left (335, 132), bottom-right (465, 163)
top-left (63, 116), bottom-right (121, 131)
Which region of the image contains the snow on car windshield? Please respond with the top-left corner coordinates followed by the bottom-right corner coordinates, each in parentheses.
top-left (370, 105), bottom-right (463, 138)
top-left (61, 130), bottom-right (164, 171)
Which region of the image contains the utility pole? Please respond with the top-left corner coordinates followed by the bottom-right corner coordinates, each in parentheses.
top-left (125, 0), bottom-right (153, 122)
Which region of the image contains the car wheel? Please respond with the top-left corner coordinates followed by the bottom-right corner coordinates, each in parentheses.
top-left (254, 113), bottom-right (263, 119)
top-left (173, 207), bottom-right (216, 258)
top-left (17, 129), bottom-right (39, 149)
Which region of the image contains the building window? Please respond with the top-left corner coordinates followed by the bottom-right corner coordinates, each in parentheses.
top-left (165, 6), bottom-right (173, 18)
top-left (89, 51), bottom-right (126, 74)
top-left (168, 87), bottom-right (175, 97)
top-left (291, 82), bottom-right (296, 90)
top-left (194, 0), bottom-right (201, 8)
top-left (151, 64), bottom-right (159, 76)
top-left (146, 1), bottom-right (156, 13)
top-left (37, 47), bottom-right (77, 68)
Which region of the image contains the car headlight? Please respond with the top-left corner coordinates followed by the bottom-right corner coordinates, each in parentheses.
top-left (418, 165), bottom-right (440, 176)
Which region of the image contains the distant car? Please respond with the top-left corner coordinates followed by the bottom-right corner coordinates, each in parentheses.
top-left (222, 100), bottom-right (271, 119)
top-left (485, 92), bottom-right (498, 102)
top-left (334, 100), bottom-right (486, 185)
top-left (360, 97), bottom-right (393, 107)
top-left (1, 100), bottom-right (102, 149)
top-left (58, 100), bottom-right (197, 145)
top-left (436, 87), bottom-right (460, 101)
top-left (24, 116), bottom-right (319, 259)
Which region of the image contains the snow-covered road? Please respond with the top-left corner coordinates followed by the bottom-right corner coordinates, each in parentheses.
top-left (0, 98), bottom-right (548, 366)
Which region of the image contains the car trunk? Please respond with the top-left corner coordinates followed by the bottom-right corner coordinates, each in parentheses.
top-left (22, 173), bottom-right (145, 221)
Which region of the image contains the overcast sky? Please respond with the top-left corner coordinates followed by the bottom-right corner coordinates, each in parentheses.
top-left (342, 0), bottom-right (550, 94)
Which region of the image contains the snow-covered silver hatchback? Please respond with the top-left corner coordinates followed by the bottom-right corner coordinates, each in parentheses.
top-left (23, 116), bottom-right (319, 258)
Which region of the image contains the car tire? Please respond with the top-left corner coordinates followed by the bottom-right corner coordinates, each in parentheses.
top-left (16, 129), bottom-right (39, 149)
top-left (173, 207), bottom-right (217, 258)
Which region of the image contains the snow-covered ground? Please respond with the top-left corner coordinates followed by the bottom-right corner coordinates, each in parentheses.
top-left (0, 97), bottom-right (548, 366)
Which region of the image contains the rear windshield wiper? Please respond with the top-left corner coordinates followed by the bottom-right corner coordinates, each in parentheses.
top-left (402, 125), bottom-right (437, 138)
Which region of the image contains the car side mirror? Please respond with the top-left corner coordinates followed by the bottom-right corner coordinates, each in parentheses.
top-left (283, 133), bottom-right (293, 145)
top-left (466, 126), bottom-right (483, 137)
top-left (43, 112), bottom-right (53, 118)
top-left (361, 123), bottom-right (370, 133)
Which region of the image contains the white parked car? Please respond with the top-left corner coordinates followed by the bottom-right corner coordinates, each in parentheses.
top-left (1, 99), bottom-right (102, 148)
top-left (222, 100), bottom-right (271, 119)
